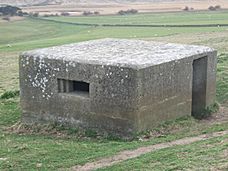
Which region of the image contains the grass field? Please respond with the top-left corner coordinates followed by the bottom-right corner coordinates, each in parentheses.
top-left (43, 11), bottom-right (228, 25)
top-left (0, 10), bottom-right (228, 170)
top-left (98, 134), bottom-right (228, 170)
top-left (1, 11), bottom-right (228, 52)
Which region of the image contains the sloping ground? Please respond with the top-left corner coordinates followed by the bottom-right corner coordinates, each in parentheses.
top-left (97, 132), bottom-right (228, 170)
top-left (70, 130), bottom-right (228, 171)
top-left (69, 106), bottom-right (228, 170)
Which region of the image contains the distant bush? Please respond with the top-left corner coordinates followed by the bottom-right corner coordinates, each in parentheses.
top-left (183, 6), bottom-right (189, 11)
top-left (118, 10), bottom-right (125, 15)
top-left (118, 9), bottom-right (138, 15)
top-left (17, 10), bottom-right (23, 16)
top-left (82, 11), bottom-right (100, 16)
top-left (44, 13), bottom-right (59, 17)
top-left (2, 17), bottom-right (10, 21)
top-left (82, 11), bottom-right (93, 16)
top-left (94, 11), bottom-right (100, 15)
top-left (129, 9), bottom-right (138, 14)
top-left (208, 5), bottom-right (221, 11)
top-left (29, 12), bottom-right (39, 17)
top-left (215, 5), bottom-right (221, 9)
top-left (61, 12), bottom-right (70, 16)
top-left (208, 6), bottom-right (216, 11)
top-left (183, 6), bottom-right (194, 11)
top-left (0, 5), bottom-right (21, 16)
top-left (33, 12), bottom-right (39, 17)
top-left (0, 90), bottom-right (19, 99)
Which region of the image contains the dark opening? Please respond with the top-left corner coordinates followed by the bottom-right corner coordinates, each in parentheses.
top-left (57, 79), bottom-right (89, 97)
top-left (73, 81), bottom-right (89, 92)
top-left (191, 56), bottom-right (207, 118)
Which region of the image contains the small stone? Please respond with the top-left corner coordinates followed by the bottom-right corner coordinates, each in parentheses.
top-left (36, 163), bottom-right (42, 168)
top-left (0, 158), bottom-right (7, 161)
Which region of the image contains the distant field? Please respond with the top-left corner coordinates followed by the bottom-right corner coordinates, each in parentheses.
top-left (0, 10), bottom-right (228, 170)
top-left (43, 11), bottom-right (228, 25)
top-left (0, 18), bottom-right (87, 51)
top-left (17, 0), bottom-right (228, 16)
top-left (1, 11), bottom-right (228, 53)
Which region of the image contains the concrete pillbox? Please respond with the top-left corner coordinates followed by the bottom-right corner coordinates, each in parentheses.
top-left (19, 38), bottom-right (217, 136)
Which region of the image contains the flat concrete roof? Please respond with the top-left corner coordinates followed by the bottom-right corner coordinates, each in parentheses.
top-left (21, 38), bottom-right (215, 69)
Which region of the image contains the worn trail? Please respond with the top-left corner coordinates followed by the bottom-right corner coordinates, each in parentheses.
top-left (69, 130), bottom-right (228, 171)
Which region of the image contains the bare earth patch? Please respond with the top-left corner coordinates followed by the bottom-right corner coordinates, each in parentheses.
top-left (203, 106), bottom-right (228, 124)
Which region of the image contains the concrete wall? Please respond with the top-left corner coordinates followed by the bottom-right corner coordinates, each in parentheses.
top-left (137, 58), bottom-right (192, 131)
top-left (136, 51), bottom-right (217, 131)
top-left (205, 51), bottom-right (217, 107)
top-left (19, 56), bottom-right (140, 136)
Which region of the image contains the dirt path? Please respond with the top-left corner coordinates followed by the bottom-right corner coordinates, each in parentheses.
top-left (69, 130), bottom-right (228, 171)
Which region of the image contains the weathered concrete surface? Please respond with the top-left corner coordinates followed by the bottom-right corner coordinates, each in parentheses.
top-left (19, 38), bottom-right (217, 136)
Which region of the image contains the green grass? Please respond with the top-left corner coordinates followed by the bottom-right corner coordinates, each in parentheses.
top-left (1, 98), bottom-right (228, 170)
top-left (98, 135), bottom-right (228, 171)
top-left (0, 99), bottom-right (20, 127)
top-left (0, 52), bottom-right (19, 94)
top-left (0, 90), bottom-right (19, 100)
top-left (0, 17), bottom-right (227, 52)
top-left (0, 18), bottom-right (89, 52)
top-left (0, 10), bottom-right (228, 170)
top-left (217, 53), bottom-right (228, 105)
top-left (0, 18), bottom-right (88, 45)
top-left (44, 10), bottom-right (228, 25)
